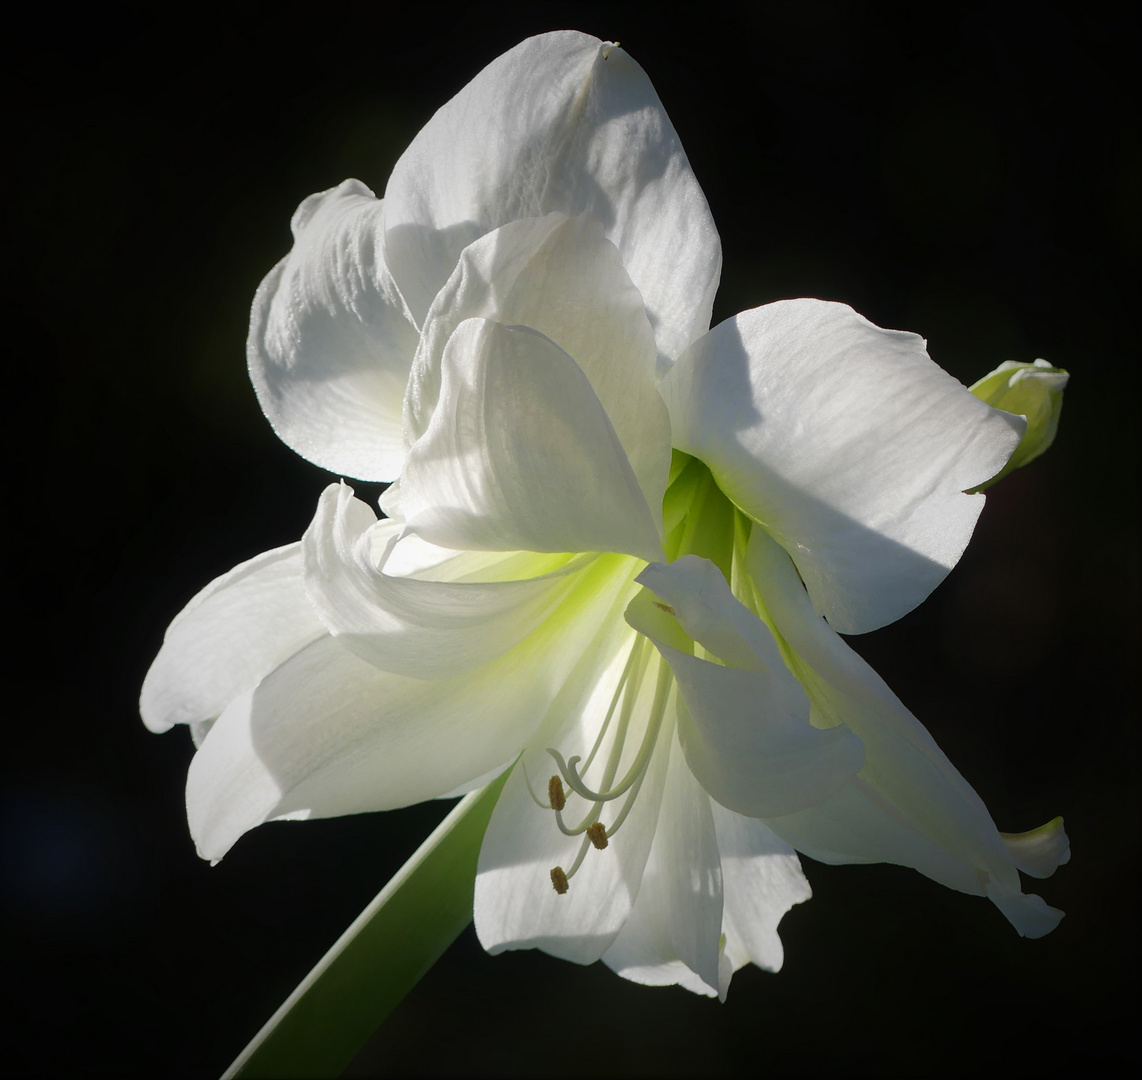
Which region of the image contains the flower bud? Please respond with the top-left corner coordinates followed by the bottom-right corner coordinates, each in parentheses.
top-left (970, 359), bottom-right (1068, 486)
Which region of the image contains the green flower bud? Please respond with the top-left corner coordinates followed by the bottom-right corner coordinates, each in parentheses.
top-left (970, 359), bottom-right (1068, 487)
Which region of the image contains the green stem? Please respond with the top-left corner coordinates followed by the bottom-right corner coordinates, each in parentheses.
top-left (224, 770), bottom-right (510, 1079)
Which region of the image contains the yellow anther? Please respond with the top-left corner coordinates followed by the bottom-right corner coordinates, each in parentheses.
top-left (550, 866), bottom-right (569, 895)
top-left (586, 822), bottom-right (608, 850)
top-left (548, 775), bottom-right (566, 812)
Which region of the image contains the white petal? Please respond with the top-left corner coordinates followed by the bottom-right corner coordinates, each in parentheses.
top-left (140, 543), bottom-right (324, 736)
top-left (188, 552), bottom-right (641, 861)
top-left (711, 802), bottom-right (812, 987)
top-left (407, 213), bottom-right (671, 515)
top-left (382, 32), bottom-right (720, 363)
top-left (475, 631), bottom-right (672, 965)
top-left (302, 482), bottom-right (593, 678)
top-left (745, 527), bottom-right (1064, 932)
top-left (627, 564), bottom-right (864, 818)
top-left (602, 725), bottom-right (724, 995)
top-left (986, 879), bottom-right (1065, 938)
top-left (1001, 817), bottom-right (1071, 879)
top-left (661, 299), bottom-right (1026, 632)
top-left (638, 556), bottom-right (806, 711)
top-left (762, 781), bottom-right (989, 896)
top-left (248, 180), bottom-right (419, 480)
top-left (395, 318), bottom-right (663, 560)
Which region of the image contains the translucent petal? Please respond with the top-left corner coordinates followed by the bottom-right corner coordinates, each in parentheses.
top-left (394, 318), bottom-right (663, 560)
top-left (627, 563), bottom-right (864, 818)
top-left (601, 726), bottom-right (724, 994)
top-left (662, 299), bottom-right (1025, 632)
top-left (711, 802), bottom-right (812, 989)
top-left (406, 213), bottom-right (671, 515)
top-left (302, 482), bottom-right (593, 678)
top-left (187, 553), bottom-right (641, 861)
top-left (382, 31), bottom-right (720, 364)
top-left (247, 180), bottom-right (419, 480)
top-left (745, 526), bottom-right (1064, 932)
top-left (475, 627), bottom-right (672, 964)
top-left (140, 543), bottom-right (324, 736)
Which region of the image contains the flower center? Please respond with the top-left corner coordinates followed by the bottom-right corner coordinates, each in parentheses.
top-left (529, 633), bottom-right (672, 894)
top-left (528, 453), bottom-right (740, 895)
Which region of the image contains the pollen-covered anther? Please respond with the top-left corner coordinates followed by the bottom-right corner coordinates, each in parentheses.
top-left (586, 822), bottom-right (608, 850)
top-left (550, 866), bottom-right (569, 895)
top-left (548, 775), bottom-right (566, 812)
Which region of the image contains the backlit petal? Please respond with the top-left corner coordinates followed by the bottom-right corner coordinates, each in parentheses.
top-left (662, 299), bottom-right (1025, 632)
top-left (602, 726), bottom-right (724, 995)
top-left (712, 804), bottom-right (811, 993)
top-left (140, 543), bottom-right (323, 740)
top-left (745, 526), bottom-right (1063, 932)
top-left (248, 180), bottom-right (418, 480)
top-left (407, 213), bottom-right (671, 515)
top-left (392, 318), bottom-right (663, 560)
top-left (475, 622), bottom-right (672, 964)
top-left (302, 482), bottom-right (592, 678)
top-left (188, 553), bottom-right (641, 861)
top-left (382, 32), bottom-right (720, 363)
top-left (627, 562), bottom-right (865, 818)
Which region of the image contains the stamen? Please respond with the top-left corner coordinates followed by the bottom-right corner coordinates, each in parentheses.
top-left (541, 643), bottom-right (675, 894)
top-left (579, 635), bottom-right (643, 775)
top-left (595, 661), bottom-right (673, 841)
top-left (547, 686), bottom-right (665, 806)
top-left (551, 834), bottom-right (593, 896)
top-left (652, 601), bottom-right (676, 615)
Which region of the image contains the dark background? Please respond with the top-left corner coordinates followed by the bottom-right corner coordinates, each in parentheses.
top-left (8, 1), bottom-right (1138, 1076)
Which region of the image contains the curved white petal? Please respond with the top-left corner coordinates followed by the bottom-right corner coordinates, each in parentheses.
top-left (601, 725), bottom-right (724, 995)
top-left (140, 543), bottom-right (324, 738)
top-left (1001, 817), bottom-right (1071, 879)
top-left (248, 180), bottom-right (419, 480)
top-left (627, 562), bottom-right (864, 818)
top-left (638, 557), bottom-right (807, 712)
top-left (712, 803), bottom-right (812, 988)
top-left (761, 781), bottom-right (989, 896)
top-left (382, 31), bottom-right (720, 364)
top-left (662, 299), bottom-right (1026, 632)
top-left (407, 213), bottom-right (671, 514)
top-left (986, 879), bottom-right (1064, 938)
top-left (745, 526), bottom-right (1064, 933)
top-left (475, 627), bottom-right (671, 964)
top-left (393, 318), bottom-right (663, 560)
top-left (302, 482), bottom-right (592, 678)
top-left (188, 552), bottom-right (641, 861)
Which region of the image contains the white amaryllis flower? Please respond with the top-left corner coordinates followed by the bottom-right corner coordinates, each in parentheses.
top-left (141, 31), bottom-right (1068, 1000)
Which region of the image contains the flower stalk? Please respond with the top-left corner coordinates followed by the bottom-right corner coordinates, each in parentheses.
top-left (225, 773), bottom-right (508, 1079)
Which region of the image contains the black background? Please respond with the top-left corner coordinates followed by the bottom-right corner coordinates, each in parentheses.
top-left (8, 2), bottom-right (1138, 1076)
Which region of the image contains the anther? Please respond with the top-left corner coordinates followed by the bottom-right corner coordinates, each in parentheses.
top-left (586, 822), bottom-right (608, 850)
top-left (550, 866), bottom-right (569, 895)
top-left (548, 775), bottom-right (566, 812)
top-left (652, 601), bottom-right (676, 615)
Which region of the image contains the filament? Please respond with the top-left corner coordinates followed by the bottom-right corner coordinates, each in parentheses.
top-left (546, 638), bottom-right (673, 893)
